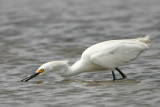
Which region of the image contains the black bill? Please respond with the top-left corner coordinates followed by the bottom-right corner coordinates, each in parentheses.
top-left (21, 72), bottom-right (40, 82)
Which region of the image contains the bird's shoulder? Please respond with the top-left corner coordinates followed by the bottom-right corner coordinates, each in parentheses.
top-left (82, 40), bottom-right (146, 58)
top-left (82, 40), bottom-right (118, 56)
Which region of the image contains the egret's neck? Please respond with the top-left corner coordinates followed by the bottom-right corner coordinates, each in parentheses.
top-left (45, 60), bottom-right (101, 77)
top-left (59, 59), bottom-right (100, 77)
top-left (58, 60), bottom-right (86, 77)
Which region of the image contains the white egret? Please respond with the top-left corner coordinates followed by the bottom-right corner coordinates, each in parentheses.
top-left (21, 35), bottom-right (150, 82)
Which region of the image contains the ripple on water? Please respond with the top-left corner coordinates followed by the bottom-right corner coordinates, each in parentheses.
top-left (0, 0), bottom-right (159, 107)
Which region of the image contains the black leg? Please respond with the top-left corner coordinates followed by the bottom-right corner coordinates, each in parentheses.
top-left (115, 68), bottom-right (127, 79)
top-left (112, 71), bottom-right (116, 81)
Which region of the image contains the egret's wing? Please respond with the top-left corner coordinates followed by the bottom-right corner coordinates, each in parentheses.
top-left (90, 42), bottom-right (146, 69)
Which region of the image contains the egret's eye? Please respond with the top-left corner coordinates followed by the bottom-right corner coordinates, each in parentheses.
top-left (36, 69), bottom-right (44, 74)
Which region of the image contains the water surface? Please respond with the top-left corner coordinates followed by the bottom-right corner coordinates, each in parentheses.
top-left (0, 0), bottom-right (160, 107)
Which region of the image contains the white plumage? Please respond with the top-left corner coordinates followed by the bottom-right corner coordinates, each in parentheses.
top-left (21, 35), bottom-right (150, 82)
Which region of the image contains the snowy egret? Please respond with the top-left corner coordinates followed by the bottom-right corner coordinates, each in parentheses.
top-left (21, 36), bottom-right (150, 82)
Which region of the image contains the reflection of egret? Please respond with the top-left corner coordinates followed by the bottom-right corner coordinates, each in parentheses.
top-left (21, 36), bottom-right (150, 82)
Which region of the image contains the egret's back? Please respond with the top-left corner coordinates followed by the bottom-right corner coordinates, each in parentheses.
top-left (81, 35), bottom-right (150, 70)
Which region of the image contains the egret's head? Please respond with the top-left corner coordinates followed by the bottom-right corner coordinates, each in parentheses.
top-left (21, 61), bottom-right (69, 82)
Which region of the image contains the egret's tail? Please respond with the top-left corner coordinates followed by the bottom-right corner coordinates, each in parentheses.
top-left (137, 35), bottom-right (151, 48)
top-left (139, 35), bottom-right (150, 44)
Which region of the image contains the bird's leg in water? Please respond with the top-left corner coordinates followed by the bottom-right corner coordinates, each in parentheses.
top-left (115, 68), bottom-right (127, 79)
top-left (112, 71), bottom-right (116, 81)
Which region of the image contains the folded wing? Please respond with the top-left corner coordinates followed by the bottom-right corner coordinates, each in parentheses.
top-left (90, 42), bottom-right (148, 69)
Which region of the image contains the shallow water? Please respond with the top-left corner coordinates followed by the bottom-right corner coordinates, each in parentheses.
top-left (0, 0), bottom-right (160, 107)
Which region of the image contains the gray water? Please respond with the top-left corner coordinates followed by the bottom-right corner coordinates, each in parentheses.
top-left (0, 0), bottom-right (160, 107)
